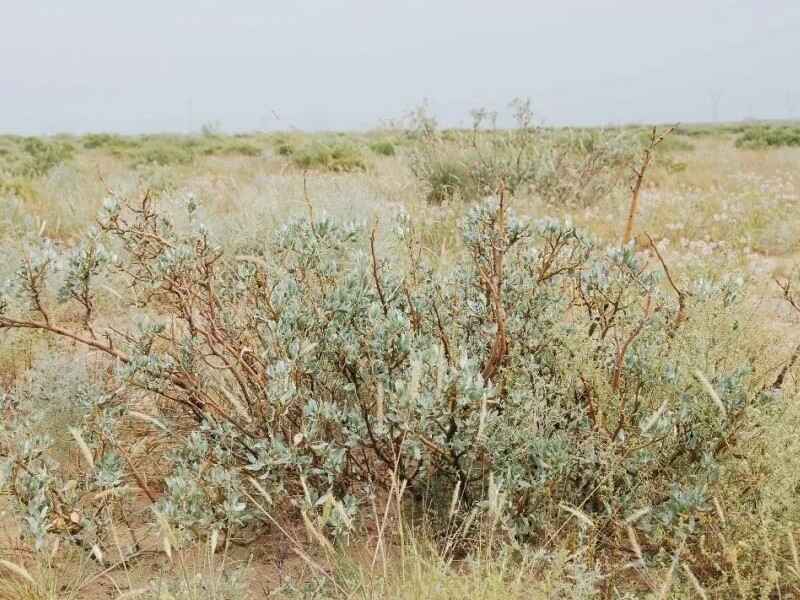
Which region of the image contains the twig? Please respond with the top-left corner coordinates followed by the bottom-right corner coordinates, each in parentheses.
top-left (481, 183), bottom-right (509, 383)
top-left (771, 341), bottom-right (800, 391)
top-left (611, 295), bottom-right (653, 394)
top-left (431, 297), bottom-right (453, 366)
top-left (303, 170), bottom-right (318, 238)
top-left (622, 125), bottom-right (676, 245)
top-left (370, 222), bottom-right (389, 317)
top-left (772, 276), bottom-right (800, 390)
top-left (645, 232), bottom-right (688, 329)
top-left (115, 443), bottom-right (157, 504)
top-left (776, 277), bottom-right (800, 315)
top-left (0, 316), bottom-right (252, 435)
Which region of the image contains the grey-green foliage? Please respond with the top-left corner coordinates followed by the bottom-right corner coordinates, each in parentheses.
top-left (368, 140), bottom-right (396, 156)
top-left (0, 358), bottom-right (129, 552)
top-left (410, 102), bottom-right (641, 206)
top-left (0, 138), bottom-right (74, 196)
top-left (0, 192), bottom-right (780, 567)
top-left (736, 125), bottom-right (800, 148)
top-left (291, 140), bottom-right (367, 172)
top-left (145, 567), bottom-right (251, 600)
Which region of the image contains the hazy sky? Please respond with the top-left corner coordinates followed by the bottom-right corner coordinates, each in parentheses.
top-left (2, 1), bottom-right (799, 134)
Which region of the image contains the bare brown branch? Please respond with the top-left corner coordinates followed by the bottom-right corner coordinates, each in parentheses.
top-left (622, 125), bottom-right (676, 245)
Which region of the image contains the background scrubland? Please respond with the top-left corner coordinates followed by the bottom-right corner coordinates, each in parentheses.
top-left (1, 112), bottom-right (800, 599)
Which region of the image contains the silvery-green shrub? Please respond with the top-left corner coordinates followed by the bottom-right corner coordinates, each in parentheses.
top-left (410, 102), bottom-right (641, 206)
top-left (0, 191), bottom-right (786, 565)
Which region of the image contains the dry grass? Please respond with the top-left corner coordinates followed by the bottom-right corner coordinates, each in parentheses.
top-left (1, 127), bottom-right (799, 598)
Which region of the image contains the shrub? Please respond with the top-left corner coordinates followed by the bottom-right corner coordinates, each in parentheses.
top-left (201, 142), bottom-right (262, 157)
top-left (369, 140), bottom-right (396, 156)
top-left (16, 137), bottom-right (74, 178)
top-left (291, 140), bottom-right (367, 172)
top-left (0, 176), bottom-right (38, 201)
top-left (272, 135), bottom-right (297, 157)
top-left (275, 142), bottom-right (294, 156)
top-left (131, 143), bottom-right (195, 166)
top-left (414, 153), bottom-right (479, 203)
top-left (221, 142), bottom-right (262, 157)
top-left (643, 132), bottom-right (694, 152)
top-left (1, 189), bottom-right (792, 596)
top-left (526, 128), bottom-right (641, 205)
top-left (735, 125), bottom-right (800, 149)
top-left (411, 103), bottom-right (641, 206)
top-left (81, 133), bottom-right (131, 149)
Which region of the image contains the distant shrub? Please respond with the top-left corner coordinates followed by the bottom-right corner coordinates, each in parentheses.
top-left (82, 133), bottom-right (130, 149)
top-left (291, 140), bottom-right (367, 172)
top-left (201, 142), bottom-right (262, 157)
top-left (664, 158), bottom-right (689, 173)
top-left (645, 133), bottom-right (694, 152)
top-left (270, 135), bottom-right (297, 157)
top-left (674, 125), bottom-right (716, 137)
top-left (275, 143), bottom-right (295, 156)
top-left (0, 176), bottom-right (38, 201)
top-left (369, 140), bottom-right (396, 156)
top-left (735, 125), bottom-right (800, 149)
top-left (0, 143), bottom-right (22, 186)
top-left (16, 137), bottom-right (74, 178)
top-left (439, 128), bottom-right (463, 142)
top-left (411, 104), bottom-right (640, 206)
top-left (532, 128), bottom-right (641, 205)
top-left (131, 143), bottom-right (195, 166)
top-left (416, 153), bottom-right (481, 203)
top-left (222, 142), bottom-right (262, 156)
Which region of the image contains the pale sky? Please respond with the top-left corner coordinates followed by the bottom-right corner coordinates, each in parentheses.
top-left (2, 1), bottom-right (799, 134)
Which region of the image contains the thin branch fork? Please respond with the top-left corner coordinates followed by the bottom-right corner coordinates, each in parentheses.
top-left (622, 125), bottom-right (676, 245)
top-left (770, 276), bottom-right (800, 390)
top-left (776, 276), bottom-right (800, 315)
top-left (431, 296), bottom-right (453, 366)
top-left (370, 221), bottom-right (389, 317)
top-left (645, 232), bottom-right (689, 329)
top-left (481, 183), bottom-right (509, 383)
top-left (609, 296), bottom-right (653, 442)
top-left (0, 315), bottom-right (252, 435)
top-left (611, 294), bottom-right (653, 394)
top-left (771, 342), bottom-right (800, 391)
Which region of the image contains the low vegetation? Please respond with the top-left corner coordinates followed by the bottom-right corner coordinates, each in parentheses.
top-left (291, 139), bottom-right (368, 172)
top-left (368, 140), bottom-right (396, 156)
top-left (410, 102), bottom-right (642, 206)
top-left (735, 124), bottom-right (800, 149)
top-left (0, 111), bottom-right (799, 598)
